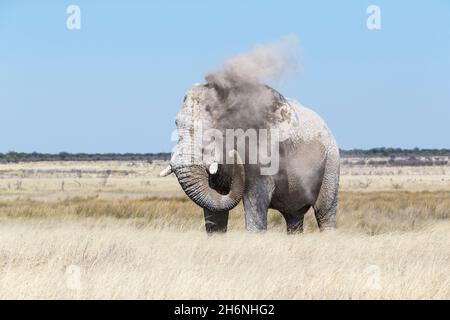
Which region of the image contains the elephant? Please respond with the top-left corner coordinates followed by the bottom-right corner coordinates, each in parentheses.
top-left (160, 82), bottom-right (340, 234)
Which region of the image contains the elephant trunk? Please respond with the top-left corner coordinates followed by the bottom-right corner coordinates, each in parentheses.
top-left (174, 159), bottom-right (245, 212)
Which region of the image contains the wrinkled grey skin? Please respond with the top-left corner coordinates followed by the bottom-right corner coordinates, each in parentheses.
top-left (162, 83), bottom-right (340, 234)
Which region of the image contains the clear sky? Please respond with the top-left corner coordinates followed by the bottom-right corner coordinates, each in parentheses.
top-left (1, 1), bottom-right (449, 153)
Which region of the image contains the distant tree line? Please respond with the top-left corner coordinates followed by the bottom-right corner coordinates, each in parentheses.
top-left (0, 152), bottom-right (171, 163)
top-left (0, 148), bottom-right (449, 163)
top-left (341, 148), bottom-right (450, 166)
top-left (340, 147), bottom-right (450, 157)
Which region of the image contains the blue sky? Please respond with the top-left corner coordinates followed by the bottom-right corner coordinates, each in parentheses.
top-left (1, 1), bottom-right (449, 153)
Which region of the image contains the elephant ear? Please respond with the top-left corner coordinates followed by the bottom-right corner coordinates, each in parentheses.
top-left (270, 98), bottom-right (300, 143)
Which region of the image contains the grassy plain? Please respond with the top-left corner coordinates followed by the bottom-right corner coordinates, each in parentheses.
top-left (0, 160), bottom-right (448, 299)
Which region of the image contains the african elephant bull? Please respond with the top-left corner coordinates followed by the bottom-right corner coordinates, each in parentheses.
top-left (160, 82), bottom-right (339, 234)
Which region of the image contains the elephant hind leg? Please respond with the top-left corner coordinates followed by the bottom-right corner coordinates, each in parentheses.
top-left (313, 155), bottom-right (339, 231)
top-left (203, 209), bottom-right (229, 234)
top-left (313, 200), bottom-right (336, 231)
top-left (313, 180), bottom-right (338, 231)
top-left (281, 205), bottom-right (310, 234)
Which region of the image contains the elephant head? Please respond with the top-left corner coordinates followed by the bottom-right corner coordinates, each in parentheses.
top-left (160, 84), bottom-right (245, 212)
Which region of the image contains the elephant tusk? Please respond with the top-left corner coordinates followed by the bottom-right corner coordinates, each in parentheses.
top-left (208, 162), bottom-right (219, 175)
top-left (159, 165), bottom-right (173, 177)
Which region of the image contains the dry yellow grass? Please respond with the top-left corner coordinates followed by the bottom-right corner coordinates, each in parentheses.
top-left (1, 161), bottom-right (450, 202)
top-left (0, 218), bottom-right (448, 299)
top-left (0, 191), bottom-right (449, 234)
top-left (0, 161), bottom-right (449, 299)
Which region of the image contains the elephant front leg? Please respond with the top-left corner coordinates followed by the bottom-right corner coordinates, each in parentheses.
top-left (203, 209), bottom-right (229, 234)
top-left (243, 179), bottom-right (274, 232)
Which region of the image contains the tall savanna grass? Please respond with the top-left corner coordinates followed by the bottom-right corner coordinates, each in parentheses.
top-left (1, 191), bottom-right (448, 234)
top-left (0, 161), bottom-right (448, 299)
